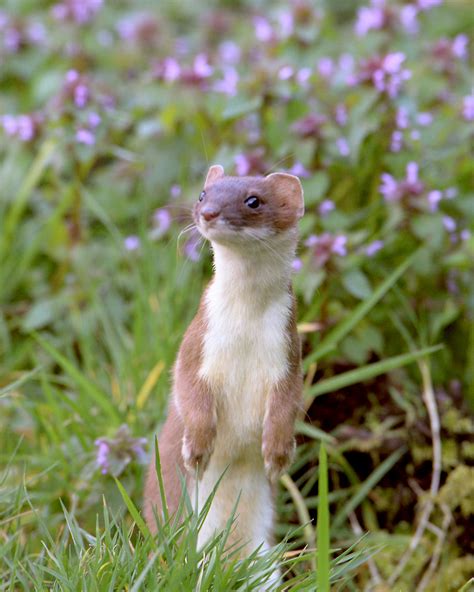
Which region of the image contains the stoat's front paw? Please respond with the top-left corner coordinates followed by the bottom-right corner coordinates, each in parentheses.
top-left (262, 435), bottom-right (296, 483)
top-left (182, 432), bottom-right (214, 478)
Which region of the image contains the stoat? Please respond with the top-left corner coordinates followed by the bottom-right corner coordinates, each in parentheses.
top-left (144, 165), bottom-right (304, 576)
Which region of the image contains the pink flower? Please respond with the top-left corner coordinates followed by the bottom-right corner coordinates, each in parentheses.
top-left (451, 34), bottom-right (468, 59)
top-left (95, 425), bottom-right (147, 477)
top-left (170, 184), bottom-right (182, 199)
top-left (358, 53), bottom-right (411, 98)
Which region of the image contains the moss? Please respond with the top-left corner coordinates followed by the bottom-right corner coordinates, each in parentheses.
top-left (426, 555), bottom-right (474, 592)
top-left (438, 465), bottom-right (474, 517)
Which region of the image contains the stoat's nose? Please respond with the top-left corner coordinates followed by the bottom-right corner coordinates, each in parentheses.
top-left (201, 205), bottom-right (220, 222)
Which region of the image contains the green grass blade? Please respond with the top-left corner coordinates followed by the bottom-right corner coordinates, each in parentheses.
top-left (0, 139), bottom-right (56, 257)
top-left (306, 344), bottom-right (443, 400)
top-left (114, 478), bottom-right (152, 543)
top-left (154, 435), bottom-right (170, 524)
top-left (332, 446), bottom-right (407, 529)
top-left (304, 252), bottom-right (418, 368)
top-left (316, 444), bottom-right (330, 592)
top-left (0, 367), bottom-right (41, 398)
top-left (33, 334), bottom-right (120, 422)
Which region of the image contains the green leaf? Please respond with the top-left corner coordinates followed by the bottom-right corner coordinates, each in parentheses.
top-left (115, 478), bottom-right (153, 544)
top-left (306, 344), bottom-right (443, 400)
top-left (33, 334), bottom-right (121, 422)
top-left (304, 251), bottom-right (419, 368)
top-left (221, 96), bottom-right (262, 121)
top-left (342, 269), bottom-right (372, 300)
top-left (332, 446), bottom-right (407, 529)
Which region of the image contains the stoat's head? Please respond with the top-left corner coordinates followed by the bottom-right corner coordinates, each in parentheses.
top-left (193, 164), bottom-right (305, 247)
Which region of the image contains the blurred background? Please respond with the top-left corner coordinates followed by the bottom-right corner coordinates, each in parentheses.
top-left (0, 0), bottom-right (473, 590)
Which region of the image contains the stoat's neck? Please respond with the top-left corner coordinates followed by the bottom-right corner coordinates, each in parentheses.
top-left (209, 231), bottom-right (296, 309)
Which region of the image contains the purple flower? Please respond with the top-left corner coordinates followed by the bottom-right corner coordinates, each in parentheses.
top-left (399, 5), bottom-right (419, 34)
top-left (396, 107), bottom-right (409, 129)
top-left (416, 112), bottom-right (433, 126)
top-left (95, 440), bottom-right (110, 474)
top-left (319, 199), bottom-right (335, 216)
top-left (150, 208), bottom-right (172, 240)
top-left (365, 240), bottom-right (384, 256)
top-left (170, 184), bottom-right (182, 199)
top-left (358, 52), bottom-right (411, 98)
top-left (442, 215), bottom-right (456, 233)
top-left (451, 34), bottom-right (468, 59)
top-left (213, 68), bottom-right (239, 95)
top-left (52, 0), bottom-right (103, 25)
top-left (193, 54), bottom-right (213, 78)
top-left (462, 94), bottom-right (474, 122)
top-left (219, 41), bottom-right (241, 64)
top-left (460, 229), bottom-right (471, 241)
top-left (184, 235), bottom-right (201, 262)
top-left (335, 104), bottom-right (348, 126)
top-left (336, 137), bottom-right (350, 156)
top-left (305, 233), bottom-right (347, 266)
top-left (379, 162), bottom-right (424, 202)
top-left (1, 114), bottom-right (39, 142)
top-left (162, 57), bottom-right (181, 82)
top-left (317, 57), bottom-right (334, 79)
top-left (253, 16), bottom-right (273, 42)
top-left (124, 235), bottom-right (140, 251)
top-left (355, 1), bottom-right (386, 36)
top-left (427, 190), bottom-right (443, 211)
top-left (288, 162), bottom-right (310, 178)
top-left (296, 67), bottom-right (312, 88)
top-left (88, 112), bottom-right (101, 128)
top-left (391, 130), bottom-right (403, 152)
top-left (417, 0), bottom-right (442, 9)
top-left (95, 425), bottom-right (147, 477)
top-left (278, 65), bottom-right (294, 81)
top-left (277, 10), bottom-right (294, 38)
top-left (291, 113), bottom-right (327, 138)
top-left (291, 258), bottom-right (303, 272)
top-left (75, 128), bottom-right (95, 145)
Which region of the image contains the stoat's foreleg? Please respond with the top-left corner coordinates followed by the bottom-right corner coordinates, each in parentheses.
top-left (174, 358), bottom-right (216, 478)
top-left (262, 310), bottom-right (303, 482)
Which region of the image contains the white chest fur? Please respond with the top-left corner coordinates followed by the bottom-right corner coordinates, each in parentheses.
top-left (198, 241), bottom-right (293, 458)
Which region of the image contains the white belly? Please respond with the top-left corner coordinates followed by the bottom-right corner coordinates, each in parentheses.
top-left (199, 284), bottom-right (291, 458)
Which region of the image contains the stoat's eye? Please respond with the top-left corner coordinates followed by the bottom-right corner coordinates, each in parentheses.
top-left (245, 195), bottom-right (260, 209)
top-left (199, 190), bottom-right (206, 202)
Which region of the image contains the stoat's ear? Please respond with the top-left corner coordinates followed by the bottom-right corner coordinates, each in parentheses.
top-left (266, 172), bottom-right (305, 219)
top-left (205, 164), bottom-right (225, 187)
